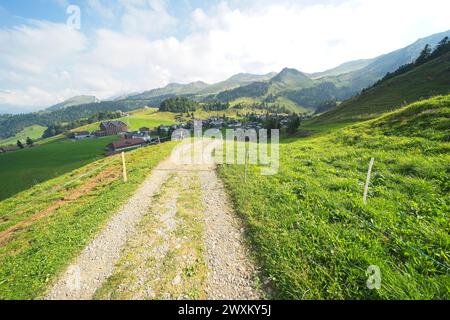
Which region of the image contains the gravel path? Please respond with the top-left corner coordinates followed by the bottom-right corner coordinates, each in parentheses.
top-left (201, 170), bottom-right (261, 299)
top-left (45, 159), bottom-right (173, 300)
top-left (46, 139), bottom-right (262, 300)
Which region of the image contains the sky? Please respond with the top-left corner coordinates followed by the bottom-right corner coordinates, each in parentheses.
top-left (0, 0), bottom-right (449, 113)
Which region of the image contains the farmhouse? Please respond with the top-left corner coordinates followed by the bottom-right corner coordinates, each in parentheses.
top-left (205, 117), bottom-right (224, 128)
top-left (71, 131), bottom-right (91, 140)
top-left (98, 121), bottom-right (129, 136)
top-left (107, 138), bottom-right (146, 153)
top-left (124, 131), bottom-right (152, 142)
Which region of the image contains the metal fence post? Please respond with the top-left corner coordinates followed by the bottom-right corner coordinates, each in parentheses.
top-left (363, 158), bottom-right (375, 205)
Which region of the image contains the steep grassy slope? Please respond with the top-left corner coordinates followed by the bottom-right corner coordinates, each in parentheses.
top-left (0, 125), bottom-right (47, 146)
top-left (218, 95), bottom-right (450, 299)
top-left (313, 52), bottom-right (450, 124)
top-left (321, 30), bottom-right (450, 92)
top-left (368, 95), bottom-right (450, 141)
top-left (0, 142), bottom-right (176, 299)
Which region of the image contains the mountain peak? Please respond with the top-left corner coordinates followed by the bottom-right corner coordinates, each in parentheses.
top-left (271, 67), bottom-right (313, 88)
top-left (225, 72), bottom-right (277, 83)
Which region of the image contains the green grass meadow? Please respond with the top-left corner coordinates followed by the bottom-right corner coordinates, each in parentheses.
top-left (0, 125), bottom-right (47, 146)
top-left (0, 136), bottom-right (117, 201)
top-left (218, 95), bottom-right (450, 299)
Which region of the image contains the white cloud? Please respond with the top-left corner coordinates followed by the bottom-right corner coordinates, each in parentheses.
top-left (86, 0), bottom-right (116, 21)
top-left (120, 0), bottom-right (178, 35)
top-left (0, 0), bottom-right (449, 112)
top-left (0, 87), bottom-right (59, 108)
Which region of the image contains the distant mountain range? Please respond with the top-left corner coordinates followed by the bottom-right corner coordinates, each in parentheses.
top-left (118, 29), bottom-right (450, 113)
top-left (47, 95), bottom-right (99, 111)
top-left (23, 29), bottom-right (450, 114)
top-left (1, 29), bottom-right (449, 140)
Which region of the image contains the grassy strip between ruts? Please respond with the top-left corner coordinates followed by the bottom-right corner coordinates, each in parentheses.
top-left (94, 173), bottom-right (206, 300)
top-left (0, 141), bottom-right (177, 300)
top-left (218, 95), bottom-right (450, 299)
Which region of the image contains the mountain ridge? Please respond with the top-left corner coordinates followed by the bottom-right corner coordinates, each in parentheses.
top-left (47, 95), bottom-right (99, 111)
top-left (312, 50), bottom-right (450, 124)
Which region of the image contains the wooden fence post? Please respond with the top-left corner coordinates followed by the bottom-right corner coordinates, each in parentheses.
top-left (363, 158), bottom-right (375, 205)
top-left (121, 152), bottom-right (128, 183)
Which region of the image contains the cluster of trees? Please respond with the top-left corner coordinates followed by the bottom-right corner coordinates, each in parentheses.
top-left (233, 101), bottom-right (290, 114)
top-left (287, 113), bottom-right (301, 134)
top-left (263, 113), bottom-right (301, 134)
top-left (202, 101), bottom-right (230, 111)
top-left (159, 97), bottom-right (199, 113)
top-left (42, 111), bottom-right (123, 138)
top-left (264, 94), bottom-right (277, 103)
top-left (366, 36), bottom-right (450, 91)
top-left (160, 97), bottom-right (230, 114)
top-left (0, 99), bottom-right (150, 140)
top-left (16, 137), bottom-right (34, 149)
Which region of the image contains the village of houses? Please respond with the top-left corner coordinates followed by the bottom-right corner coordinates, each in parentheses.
top-left (68, 113), bottom-right (295, 155)
top-left (0, 112), bottom-right (297, 155)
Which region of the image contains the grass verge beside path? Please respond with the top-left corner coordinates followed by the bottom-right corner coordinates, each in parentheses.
top-left (218, 96), bottom-right (450, 299)
top-left (0, 141), bottom-right (176, 300)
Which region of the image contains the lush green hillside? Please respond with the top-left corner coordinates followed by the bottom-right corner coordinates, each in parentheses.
top-left (0, 125), bottom-right (47, 146)
top-left (0, 99), bottom-right (152, 140)
top-left (313, 51), bottom-right (450, 125)
top-left (368, 95), bottom-right (450, 141)
top-left (218, 95), bottom-right (450, 299)
top-left (211, 69), bottom-right (322, 112)
top-left (0, 136), bottom-right (117, 201)
top-left (74, 108), bottom-right (176, 132)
